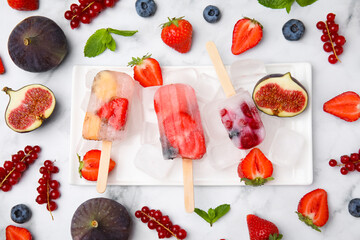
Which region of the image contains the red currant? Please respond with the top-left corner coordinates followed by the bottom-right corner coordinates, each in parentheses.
top-left (10, 171), bottom-right (21, 180)
top-left (44, 160), bottom-right (53, 167)
top-left (37, 185), bottom-right (47, 194)
top-left (141, 215), bottom-right (150, 223)
top-left (356, 164), bottom-right (360, 172)
top-left (321, 34), bottom-right (329, 42)
top-left (104, 0), bottom-right (115, 7)
top-left (79, 0), bottom-right (89, 5)
top-left (147, 220), bottom-right (157, 230)
top-left (91, 2), bottom-right (103, 13)
top-left (323, 42), bottom-right (333, 52)
top-left (161, 215), bottom-right (170, 224)
top-left (50, 190), bottom-right (61, 199)
top-left (49, 180), bottom-right (60, 189)
top-left (1, 183), bottom-right (12, 192)
top-left (141, 206), bottom-right (150, 213)
top-left (17, 150), bottom-right (25, 158)
top-left (80, 13), bottom-right (92, 24)
top-left (30, 152), bottom-right (38, 161)
top-left (46, 165), bottom-right (54, 172)
top-left (70, 3), bottom-right (78, 11)
top-left (341, 155), bottom-right (350, 163)
top-left (65, 10), bottom-right (73, 20)
top-left (33, 146), bottom-right (41, 153)
top-left (329, 159), bottom-right (337, 167)
top-left (329, 24), bottom-right (339, 33)
top-left (47, 201), bottom-right (58, 211)
top-left (42, 172), bottom-right (51, 180)
top-left (24, 145), bottom-right (33, 154)
top-left (40, 167), bottom-right (47, 174)
top-left (327, 13), bottom-right (336, 21)
top-left (346, 162), bottom-right (355, 171)
top-left (88, 8), bottom-right (99, 18)
top-left (326, 20), bottom-right (334, 26)
top-left (330, 33), bottom-right (338, 41)
top-left (8, 177), bottom-right (19, 185)
top-left (328, 54), bottom-right (338, 64)
top-left (70, 17), bottom-right (80, 29)
top-left (15, 162), bottom-right (27, 172)
top-left (12, 154), bottom-right (20, 163)
top-left (176, 229), bottom-right (187, 239)
top-left (154, 210), bottom-right (162, 220)
top-left (36, 194), bottom-right (47, 204)
top-left (149, 209), bottom-right (156, 217)
top-left (350, 153), bottom-right (359, 162)
top-left (340, 167), bottom-right (348, 175)
top-left (0, 167), bottom-right (6, 178)
top-left (38, 178), bottom-right (46, 185)
top-left (334, 45), bottom-right (343, 55)
top-left (158, 230), bottom-right (166, 239)
top-left (335, 35), bottom-right (346, 46)
top-left (316, 21), bottom-right (325, 30)
top-left (322, 28), bottom-right (328, 35)
top-left (135, 210), bottom-right (142, 218)
top-left (52, 166), bottom-right (59, 173)
top-left (4, 161), bottom-right (14, 170)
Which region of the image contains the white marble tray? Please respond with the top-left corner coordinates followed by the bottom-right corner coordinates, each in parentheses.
top-left (69, 63), bottom-right (312, 186)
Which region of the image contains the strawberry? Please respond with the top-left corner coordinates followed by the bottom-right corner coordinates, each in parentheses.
top-left (163, 112), bottom-right (206, 159)
top-left (323, 91), bottom-right (360, 122)
top-left (237, 148), bottom-right (274, 186)
top-left (0, 57), bottom-right (5, 74)
top-left (161, 17), bottom-right (193, 53)
top-left (247, 214), bottom-right (283, 240)
top-left (128, 54), bottom-right (163, 87)
top-left (97, 97), bottom-right (129, 130)
top-left (296, 188), bottom-right (329, 232)
top-left (231, 17), bottom-right (263, 55)
top-left (78, 149), bottom-right (116, 181)
top-left (7, 0), bottom-right (38, 11)
top-left (6, 225), bottom-right (32, 240)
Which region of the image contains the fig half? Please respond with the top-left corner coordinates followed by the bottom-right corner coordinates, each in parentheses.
top-left (3, 84), bottom-right (56, 133)
top-left (8, 16), bottom-right (68, 72)
top-left (71, 198), bottom-right (132, 240)
top-left (252, 72), bottom-right (308, 117)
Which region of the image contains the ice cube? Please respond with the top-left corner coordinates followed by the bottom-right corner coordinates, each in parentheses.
top-left (257, 114), bottom-right (285, 155)
top-left (134, 144), bottom-right (175, 179)
top-left (141, 86), bottom-right (160, 123)
top-left (230, 59), bottom-right (267, 91)
top-left (196, 73), bottom-right (221, 102)
top-left (208, 141), bottom-right (246, 169)
top-left (141, 122), bottom-right (160, 144)
top-left (268, 127), bottom-right (305, 166)
top-left (163, 67), bottom-right (198, 86)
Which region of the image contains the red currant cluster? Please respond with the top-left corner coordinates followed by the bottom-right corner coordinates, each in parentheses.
top-left (36, 160), bottom-right (60, 220)
top-left (135, 206), bottom-right (187, 239)
top-left (316, 13), bottom-right (346, 64)
top-left (64, 0), bottom-right (118, 29)
top-left (329, 150), bottom-right (360, 175)
top-left (0, 145), bottom-right (41, 192)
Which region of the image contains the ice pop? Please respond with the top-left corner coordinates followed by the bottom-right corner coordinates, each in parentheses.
top-left (82, 70), bottom-right (135, 193)
top-left (154, 83), bottom-right (206, 212)
top-left (206, 41), bottom-right (265, 149)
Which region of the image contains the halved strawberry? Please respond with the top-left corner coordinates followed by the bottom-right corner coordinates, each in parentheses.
top-left (78, 149), bottom-right (116, 181)
top-left (323, 91), bottom-right (360, 122)
top-left (237, 148), bottom-right (273, 186)
top-left (231, 17), bottom-right (263, 55)
top-left (7, 0), bottom-right (38, 11)
top-left (0, 57), bottom-right (5, 74)
top-left (97, 97), bottom-right (128, 130)
top-left (296, 188), bottom-right (329, 232)
top-left (6, 225), bottom-right (32, 240)
top-left (247, 214), bottom-right (283, 240)
top-left (163, 112), bottom-right (206, 159)
top-left (128, 54), bottom-right (163, 87)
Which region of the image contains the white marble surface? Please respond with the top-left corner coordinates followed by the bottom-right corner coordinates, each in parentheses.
top-left (1, 0), bottom-right (360, 239)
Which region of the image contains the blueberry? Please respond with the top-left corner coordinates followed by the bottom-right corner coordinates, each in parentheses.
top-left (282, 19), bottom-right (305, 41)
top-left (348, 198), bottom-right (360, 217)
top-left (135, 0), bottom-right (157, 18)
top-left (11, 204), bottom-right (31, 224)
top-left (229, 130), bottom-right (240, 139)
top-left (203, 5), bottom-right (221, 23)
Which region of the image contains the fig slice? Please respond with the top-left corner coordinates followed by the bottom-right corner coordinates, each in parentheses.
top-left (3, 84), bottom-right (56, 133)
top-left (252, 72), bottom-right (308, 117)
top-left (71, 198), bottom-right (132, 240)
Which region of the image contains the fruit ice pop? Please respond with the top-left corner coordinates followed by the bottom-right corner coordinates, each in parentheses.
top-left (83, 70), bottom-right (134, 142)
top-left (82, 70), bottom-right (135, 193)
top-left (154, 83), bottom-right (206, 160)
top-left (206, 41), bottom-right (265, 149)
top-left (219, 89), bottom-right (265, 149)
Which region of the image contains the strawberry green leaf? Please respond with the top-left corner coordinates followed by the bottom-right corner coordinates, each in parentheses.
top-left (296, 0), bottom-right (318, 7)
top-left (77, 154), bottom-right (83, 178)
top-left (108, 28), bottom-right (138, 36)
top-left (84, 29), bottom-right (108, 58)
top-left (194, 208), bottom-right (211, 224)
top-left (241, 177), bottom-right (274, 186)
top-left (269, 233), bottom-right (283, 240)
top-left (296, 211), bottom-right (321, 232)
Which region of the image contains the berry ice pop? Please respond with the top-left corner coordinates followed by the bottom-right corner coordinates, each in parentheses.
top-left (206, 41), bottom-right (265, 149)
top-left (154, 83), bottom-right (206, 212)
top-left (82, 70), bottom-right (135, 193)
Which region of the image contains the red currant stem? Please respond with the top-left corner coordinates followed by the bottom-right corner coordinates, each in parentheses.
top-left (140, 211), bottom-right (180, 240)
top-left (46, 170), bottom-right (54, 221)
top-left (336, 160), bottom-right (360, 167)
top-left (325, 22), bottom-right (341, 63)
top-left (71, 1), bottom-right (95, 20)
top-left (0, 150), bottom-right (32, 188)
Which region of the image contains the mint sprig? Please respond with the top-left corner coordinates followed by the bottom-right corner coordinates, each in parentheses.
top-left (84, 28), bottom-right (138, 58)
top-left (258, 0), bottom-right (317, 13)
top-left (194, 204), bottom-right (230, 227)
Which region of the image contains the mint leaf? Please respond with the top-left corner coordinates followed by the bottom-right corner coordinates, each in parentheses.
top-left (108, 28), bottom-right (138, 36)
top-left (258, 0), bottom-right (294, 9)
top-left (296, 0), bottom-right (317, 7)
top-left (106, 38), bottom-right (116, 51)
top-left (194, 208), bottom-right (211, 224)
top-left (194, 204), bottom-right (230, 227)
top-left (84, 28), bottom-right (138, 58)
top-left (84, 29), bottom-right (108, 58)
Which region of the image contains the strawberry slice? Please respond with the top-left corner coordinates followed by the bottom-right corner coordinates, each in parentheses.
top-left (247, 214), bottom-right (283, 240)
top-left (163, 112), bottom-right (206, 159)
top-left (128, 54), bottom-right (163, 87)
top-left (97, 97), bottom-right (129, 130)
top-left (6, 225), bottom-right (32, 240)
top-left (323, 91), bottom-right (360, 122)
top-left (237, 148), bottom-right (274, 186)
top-left (296, 188), bottom-right (329, 232)
top-left (0, 57), bottom-right (5, 74)
top-left (231, 17), bottom-right (263, 55)
top-left (78, 149), bottom-right (116, 181)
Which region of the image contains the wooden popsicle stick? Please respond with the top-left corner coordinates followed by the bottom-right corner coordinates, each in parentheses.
top-left (206, 41), bottom-right (236, 98)
top-left (96, 140), bottom-right (112, 193)
top-left (182, 158), bottom-right (194, 213)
